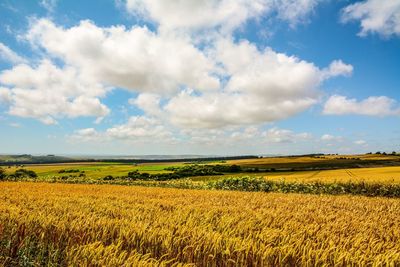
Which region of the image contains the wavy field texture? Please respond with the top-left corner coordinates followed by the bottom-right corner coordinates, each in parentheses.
top-left (1, 183), bottom-right (400, 266)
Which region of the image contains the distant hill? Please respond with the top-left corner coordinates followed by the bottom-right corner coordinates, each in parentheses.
top-left (0, 154), bottom-right (74, 164)
top-left (0, 154), bottom-right (259, 165)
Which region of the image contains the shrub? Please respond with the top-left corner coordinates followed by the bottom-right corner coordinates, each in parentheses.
top-left (14, 169), bottom-right (38, 179)
top-left (207, 177), bottom-right (400, 197)
top-left (0, 168), bottom-right (6, 180)
top-left (103, 175), bottom-right (115, 181)
top-left (58, 169), bottom-right (80, 173)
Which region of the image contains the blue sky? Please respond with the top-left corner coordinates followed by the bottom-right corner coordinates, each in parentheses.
top-left (0, 0), bottom-right (399, 155)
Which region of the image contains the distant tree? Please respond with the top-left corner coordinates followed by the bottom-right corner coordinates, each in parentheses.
top-left (392, 151), bottom-right (397, 155)
top-left (382, 152), bottom-right (387, 155)
top-left (103, 175), bottom-right (114, 181)
top-left (14, 169), bottom-right (37, 179)
top-left (228, 164), bottom-right (242, 173)
top-left (375, 151), bottom-right (381, 155)
top-left (0, 168), bottom-right (6, 180)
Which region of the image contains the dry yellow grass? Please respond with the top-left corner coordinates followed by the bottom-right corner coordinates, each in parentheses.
top-left (0, 182), bottom-right (399, 266)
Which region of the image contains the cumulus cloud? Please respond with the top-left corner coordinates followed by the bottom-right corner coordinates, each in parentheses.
top-left (129, 93), bottom-right (162, 117)
top-left (263, 127), bottom-right (312, 143)
top-left (70, 116), bottom-right (174, 142)
top-left (342, 0), bottom-right (400, 37)
top-left (27, 19), bottom-right (219, 94)
top-left (124, 0), bottom-right (268, 32)
top-left (70, 119), bottom-right (312, 153)
top-left (323, 95), bottom-right (400, 116)
top-left (164, 39), bottom-right (352, 129)
top-left (2, 11), bottom-right (352, 130)
top-left (182, 126), bottom-right (312, 147)
top-left (0, 43), bottom-right (26, 64)
top-left (106, 116), bottom-right (172, 140)
top-left (0, 87), bottom-right (12, 104)
top-left (122, 0), bottom-right (323, 32)
top-left (354, 140), bottom-right (367, 145)
top-left (321, 134), bottom-right (335, 141)
top-left (322, 60), bottom-right (353, 78)
top-left (321, 134), bottom-right (343, 142)
top-left (0, 60), bottom-right (110, 124)
top-left (69, 128), bottom-right (103, 142)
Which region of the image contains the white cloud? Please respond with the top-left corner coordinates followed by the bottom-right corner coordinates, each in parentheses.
top-left (27, 19), bottom-right (219, 95)
top-left (124, 0), bottom-right (267, 32)
top-left (2, 16), bottom-right (352, 130)
top-left (0, 60), bottom-right (110, 124)
top-left (106, 116), bottom-right (172, 140)
top-left (122, 0), bottom-right (323, 32)
top-left (181, 126), bottom-right (264, 148)
top-left (263, 127), bottom-right (311, 143)
top-left (323, 95), bottom-right (400, 116)
top-left (70, 120), bottom-right (314, 154)
top-left (70, 116), bottom-right (174, 143)
top-left (165, 39), bottom-right (352, 129)
top-left (342, 0), bottom-right (400, 37)
top-left (9, 122), bottom-right (21, 128)
top-left (275, 0), bottom-right (321, 27)
top-left (354, 140), bottom-right (367, 145)
top-left (40, 0), bottom-right (58, 13)
top-left (185, 126), bottom-right (306, 149)
top-left (0, 43), bottom-right (26, 64)
top-left (321, 134), bottom-right (335, 141)
top-left (230, 126), bottom-right (260, 141)
top-left (129, 93), bottom-right (162, 117)
top-left (321, 134), bottom-right (343, 142)
top-left (0, 87), bottom-right (12, 104)
top-left (69, 128), bottom-right (103, 142)
top-left (322, 60), bottom-right (353, 78)
top-left (165, 90), bottom-right (317, 129)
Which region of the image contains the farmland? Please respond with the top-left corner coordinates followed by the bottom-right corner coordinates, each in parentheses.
top-left (262, 166), bottom-right (400, 184)
top-left (193, 166), bottom-right (400, 184)
top-left (3, 162), bottom-right (184, 179)
top-left (2, 154), bottom-right (400, 185)
top-left (226, 153), bottom-right (400, 170)
top-left (1, 182), bottom-right (400, 266)
top-left (1, 155), bottom-right (400, 265)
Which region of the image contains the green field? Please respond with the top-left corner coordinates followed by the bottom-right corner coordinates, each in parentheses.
top-left (3, 162), bottom-right (184, 179)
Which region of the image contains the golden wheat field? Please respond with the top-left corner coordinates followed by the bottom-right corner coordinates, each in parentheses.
top-left (262, 166), bottom-right (400, 184)
top-left (190, 166), bottom-right (400, 185)
top-left (0, 182), bottom-right (400, 266)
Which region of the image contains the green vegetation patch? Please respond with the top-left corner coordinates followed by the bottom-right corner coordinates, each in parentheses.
top-left (208, 176), bottom-right (400, 197)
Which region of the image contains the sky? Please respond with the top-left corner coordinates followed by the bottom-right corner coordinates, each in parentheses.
top-left (0, 0), bottom-right (399, 156)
